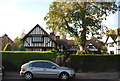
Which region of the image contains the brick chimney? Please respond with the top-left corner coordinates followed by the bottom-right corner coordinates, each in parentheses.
top-left (115, 28), bottom-right (120, 35)
top-left (56, 36), bottom-right (60, 40)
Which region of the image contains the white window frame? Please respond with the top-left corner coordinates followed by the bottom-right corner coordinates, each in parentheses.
top-left (32, 36), bottom-right (44, 43)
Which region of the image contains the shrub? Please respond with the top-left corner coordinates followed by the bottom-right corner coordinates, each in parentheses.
top-left (3, 43), bottom-right (12, 51)
top-left (18, 44), bottom-right (25, 51)
top-left (0, 51), bottom-right (53, 54)
top-left (101, 46), bottom-right (107, 54)
top-left (77, 69), bottom-right (83, 73)
top-left (106, 68), bottom-right (116, 72)
top-left (51, 50), bottom-right (57, 55)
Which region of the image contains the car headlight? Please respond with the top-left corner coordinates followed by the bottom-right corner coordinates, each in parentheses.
top-left (70, 70), bottom-right (75, 74)
top-left (21, 67), bottom-right (26, 71)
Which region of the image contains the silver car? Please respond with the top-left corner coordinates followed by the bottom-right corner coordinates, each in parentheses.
top-left (20, 60), bottom-right (75, 80)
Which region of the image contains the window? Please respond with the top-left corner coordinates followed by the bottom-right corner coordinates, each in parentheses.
top-left (32, 36), bottom-right (44, 43)
top-left (89, 45), bottom-right (94, 49)
top-left (32, 48), bottom-right (42, 51)
top-left (118, 42), bottom-right (120, 46)
top-left (87, 45), bottom-right (94, 49)
top-left (109, 43), bottom-right (114, 47)
top-left (43, 62), bottom-right (54, 68)
top-left (72, 45), bottom-right (79, 49)
top-left (110, 51), bottom-right (114, 54)
top-left (29, 62), bottom-right (43, 67)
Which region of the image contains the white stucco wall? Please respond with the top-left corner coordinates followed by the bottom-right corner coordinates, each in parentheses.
top-left (106, 36), bottom-right (120, 54)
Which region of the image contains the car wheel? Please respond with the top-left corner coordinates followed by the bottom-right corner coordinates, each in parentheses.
top-left (59, 72), bottom-right (69, 80)
top-left (24, 72), bottom-right (33, 80)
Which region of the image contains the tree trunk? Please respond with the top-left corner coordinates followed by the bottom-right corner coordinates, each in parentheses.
top-left (80, 24), bottom-right (86, 53)
top-left (79, 46), bottom-right (84, 51)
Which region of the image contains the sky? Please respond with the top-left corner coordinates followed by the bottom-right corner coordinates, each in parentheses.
top-left (0, 0), bottom-right (119, 40)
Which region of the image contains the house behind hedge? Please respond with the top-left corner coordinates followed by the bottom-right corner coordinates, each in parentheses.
top-left (22, 24), bottom-right (57, 51)
top-left (0, 34), bottom-right (16, 51)
top-left (105, 28), bottom-right (120, 54)
top-left (22, 24), bottom-right (102, 54)
top-left (22, 24), bottom-right (80, 53)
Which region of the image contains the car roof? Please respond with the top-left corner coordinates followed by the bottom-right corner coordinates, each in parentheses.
top-left (29, 60), bottom-right (52, 63)
top-left (28, 60), bottom-right (60, 67)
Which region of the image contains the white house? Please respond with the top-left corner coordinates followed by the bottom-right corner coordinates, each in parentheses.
top-left (105, 34), bottom-right (120, 54)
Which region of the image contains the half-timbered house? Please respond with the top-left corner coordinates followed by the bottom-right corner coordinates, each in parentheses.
top-left (23, 24), bottom-right (104, 54)
top-left (22, 24), bottom-right (57, 51)
top-left (105, 28), bottom-right (120, 54)
top-left (105, 34), bottom-right (120, 54)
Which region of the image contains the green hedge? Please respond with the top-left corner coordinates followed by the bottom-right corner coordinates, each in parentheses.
top-left (2, 50), bottom-right (57, 71)
top-left (67, 54), bottom-right (120, 72)
top-left (0, 51), bottom-right (53, 54)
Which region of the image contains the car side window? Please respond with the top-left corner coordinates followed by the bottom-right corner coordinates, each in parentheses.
top-left (29, 62), bottom-right (43, 67)
top-left (43, 62), bottom-right (54, 68)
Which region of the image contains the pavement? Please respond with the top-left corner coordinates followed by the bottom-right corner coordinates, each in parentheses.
top-left (76, 72), bottom-right (119, 79)
top-left (2, 71), bottom-right (120, 79)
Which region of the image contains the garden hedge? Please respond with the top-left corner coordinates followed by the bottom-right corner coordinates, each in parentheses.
top-left (67, 54), bottom-right (120, 72)
top-left (1, 50), bottom-right (57, 71)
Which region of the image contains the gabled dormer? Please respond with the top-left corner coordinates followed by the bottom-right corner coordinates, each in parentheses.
top-left (22, 24), bottom-right (57, 51)
top-left (105, 34), bottom-right (118, 44)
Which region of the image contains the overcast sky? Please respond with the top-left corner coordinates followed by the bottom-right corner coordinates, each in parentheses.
top-left (0, 0), bottom-right (119, 40)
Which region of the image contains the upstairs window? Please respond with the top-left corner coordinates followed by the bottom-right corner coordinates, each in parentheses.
top-left (118, 41), bottom-right (120, 46)
top-left (32, 48), bottom-right (42, 51)
top-left (109, 43), bottom-right (114, 47)
top-left (32, 36), bottom-right (44, 43)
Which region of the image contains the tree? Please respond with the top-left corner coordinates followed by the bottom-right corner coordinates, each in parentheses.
top-left (20, 30), bottom-right (26, 38)
top-left (14, 31), bottom-right (26, 51)
top-left (44, 2), bottom-right (118, 53)
top-left (3, 43), bottom-right (12, 51)
top-left (18, 44), bottom-right (25, 51)
top-left (101, 46), bottom-right (108, 54)
top-left (106, 29), bottom-right (115, 36)
top-left (14, 37), bottom-right (22, 50)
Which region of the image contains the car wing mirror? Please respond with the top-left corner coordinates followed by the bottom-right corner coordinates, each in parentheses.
top-left (52, 66), bottom-right (56, 69)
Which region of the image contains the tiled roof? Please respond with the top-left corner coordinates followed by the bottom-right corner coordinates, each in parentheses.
top-left (56, 39), bottom-right (68, 46)
top-left (56, 39), bottom-right (102, 50)
top-left (0, 34), bottom-right (16, 50)
top-left (86, 40), bottom-right (102, 49)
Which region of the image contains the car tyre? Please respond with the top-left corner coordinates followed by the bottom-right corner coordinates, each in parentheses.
top-left (59, 72), bottom-right (69, 81)
top-left (24, 72), bottom-right (33, 80)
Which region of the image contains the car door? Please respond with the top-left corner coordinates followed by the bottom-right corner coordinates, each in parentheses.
top-left (42, 62), bottom-right (59, 78)
top-left (29, 62), bottom-right (45, 78)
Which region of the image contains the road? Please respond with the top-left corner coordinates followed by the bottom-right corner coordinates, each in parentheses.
top-left (2, 79), bottom-right (119, 81)
top-left (1, 71), bottom-right (120, 81)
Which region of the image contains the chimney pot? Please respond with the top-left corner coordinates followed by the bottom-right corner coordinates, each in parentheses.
top-left (56, 36), bottom-right (60, 40)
